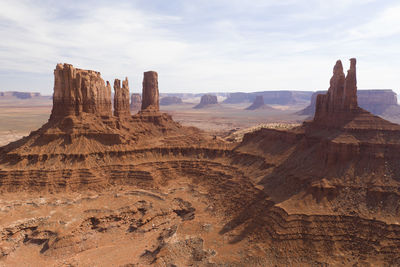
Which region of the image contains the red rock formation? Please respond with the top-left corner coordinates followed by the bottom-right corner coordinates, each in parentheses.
top-left (131, 93), bottom-right (142, 110)
top-left (194, 94), bottom-right (218, 109)
top-left (113, 77), bottom-right (131, 117)
top-left (51, 63), bottom-right (112, 119)
top-left (314, 58), bottom-right (360, 125)
top-left (141, 71), bottom-right (159, 111)
top-left (297, 89), bottom-right (400, 117)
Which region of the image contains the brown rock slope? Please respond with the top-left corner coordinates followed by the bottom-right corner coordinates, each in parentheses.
top-left (1, 60), bottom-right (400, 266)
top-left (236, 58), bottom-right (400, 266)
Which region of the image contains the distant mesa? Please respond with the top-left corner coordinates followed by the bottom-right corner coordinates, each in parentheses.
top-left (193, 94), bottom-right (218, 109)
top-left (113, 78), bottom-right (131, 118)
top-left (160, 96), bottom-right (183, 106)
top-left (224, 91), bottom-right (313, 105)
top-left (245, 95), bottom-right (276, 110)
top-left (130, 93), bottom-right (142, 110)
top-left (0, 91), bottom-right (43, 99)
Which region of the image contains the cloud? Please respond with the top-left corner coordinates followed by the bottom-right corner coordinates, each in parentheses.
top-left (0, 0), bottom-right (399, 95)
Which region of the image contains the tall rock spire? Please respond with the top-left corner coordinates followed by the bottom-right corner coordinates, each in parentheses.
top-left (314, 58), bottom-right (360, 125)
top-left (113, 77), bottom-right (131, 117)
top-left (141, 71), bottom-right (159, 111)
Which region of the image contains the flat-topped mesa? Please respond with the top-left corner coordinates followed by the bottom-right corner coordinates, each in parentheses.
top-left (50, 63), bottom-right (112, 120)
top-left (113, 77), bottom-right (131, 117)
top-left (141, 71), bottom-right (159, 111)
top-left (314, 58), bottom-right (359, 123)
top-left (130, 93), bottom-right (142, 110)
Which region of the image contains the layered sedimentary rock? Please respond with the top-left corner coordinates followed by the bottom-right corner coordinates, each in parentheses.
top-left (141, 71), bottom-right (159, 111)
top-left (245, 95), bottom-right (275, 110)
top-left (3, 60), bottom-right (400, 266)
top-left (194, 94), bottom-right (218, 109)
top-left (130, 93), bottom-right (142, 110)
top-left (113, 78), bottom-right (131, 117)
top-left (50, 63), bottom-right (112, 120)
top-left (298, 89), bottom-right (400, 117)
top-left (160, 96), bottom-right (183, 106)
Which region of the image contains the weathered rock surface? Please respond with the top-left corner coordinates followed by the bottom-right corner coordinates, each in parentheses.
top-left (50, 63), bottom-right (112, 119)
top-left (194, 94), bottom-right (218, 109)
top-left (141, 71), bottom-right (159, 111)
top-left (2, 60), bottom-right (400, 266)
top-left (113, 78), bottom-right (131, 117)
top-left (130, 93), bottom-right (142, 110)
top-left (245, 95), bottom-right (275, 110)
top-left (160, 96), bottom-right (183, 106)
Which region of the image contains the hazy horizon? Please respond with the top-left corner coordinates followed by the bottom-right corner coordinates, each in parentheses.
top-left (1, 0), bottom-right (399, 94)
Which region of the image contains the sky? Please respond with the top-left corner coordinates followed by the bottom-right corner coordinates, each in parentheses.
top-left (0, 0), bottom-right (399, 95)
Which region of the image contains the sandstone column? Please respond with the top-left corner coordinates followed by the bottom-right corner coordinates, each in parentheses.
top-left (141, 71), bottom-right (159, 111)
top-left (113, 77), bottom-right (131, 117)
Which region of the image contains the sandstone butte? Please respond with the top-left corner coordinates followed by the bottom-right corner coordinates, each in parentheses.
top-left (130, 93), bottom-right (142, 110)
top-left (1, 60), bottom-right (400, 266)
top-left (193, 94), bottom-right (218, 109)
top-left (245, 95), bottom-right (276, 110)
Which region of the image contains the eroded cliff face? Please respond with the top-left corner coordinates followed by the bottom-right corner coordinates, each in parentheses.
top-left (141, 71), bottom-right (159, 111)
top-left (113, 78), bottom-right (131, 118)
top-left (51, 63), bottom-right (112, 119)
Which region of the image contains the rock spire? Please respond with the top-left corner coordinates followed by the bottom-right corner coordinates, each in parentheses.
top-left (314, 58), bottom-right (359, 123)
top-left (113, 77), bottom-right (131, 117)
top-left (141, 71), bottom-right (159, 111)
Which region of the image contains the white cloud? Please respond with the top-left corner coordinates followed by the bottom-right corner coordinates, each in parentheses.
top-left (0, 0), bottom-right (399, 95)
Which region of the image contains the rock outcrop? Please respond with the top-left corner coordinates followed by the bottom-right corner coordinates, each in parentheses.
top-left (113, 78), bottom-right (131, 117)
top-left (141, 71), bottom-right (159, 111)
top-left (160, 96), bottom-right (183, 106)
top-left (313, 59), bottom-right (361, 126)
top-left (297, 89), bottom-right (400, 117)
top-left (245, 95), bottom-right (275, 110)
top-left (193, 94), bottom-right (218, 109)
top-left (130, 93), bottom-right (142, 110)
top-left (50, 63), bottom-right (112, 120)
